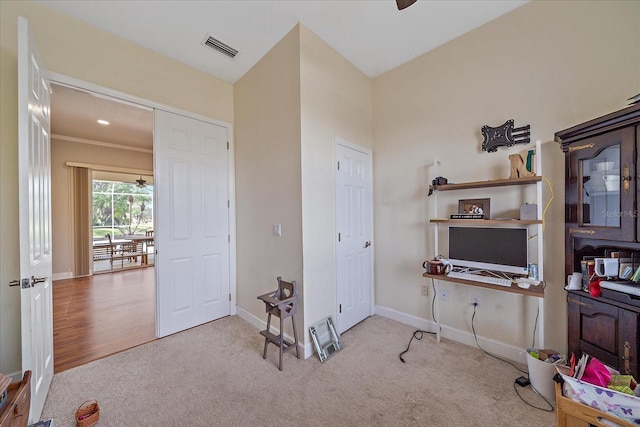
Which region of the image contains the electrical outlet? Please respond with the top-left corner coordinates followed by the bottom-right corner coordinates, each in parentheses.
top-left (439, 289), bottom-right (449, 301)
top-left (421, 285), bottom-right (429, 297)
top-left (471, 295), bottom-right (481, 306)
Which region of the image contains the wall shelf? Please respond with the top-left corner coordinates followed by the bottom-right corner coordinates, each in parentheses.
top-left (429, 218), bottom-right (542, 225)
top-left (422, 272), bottom-right (544, 298)
top-left (426, 140), bottom-right (545, 347)
top-left (435, 175), bottom-right (542, 191)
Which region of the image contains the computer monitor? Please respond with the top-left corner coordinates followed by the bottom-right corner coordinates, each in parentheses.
top-left (448, 227), bottom-right (529, 275)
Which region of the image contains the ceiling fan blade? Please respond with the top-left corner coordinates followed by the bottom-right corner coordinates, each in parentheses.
top-left (396, 0), bottom-right (417, 10)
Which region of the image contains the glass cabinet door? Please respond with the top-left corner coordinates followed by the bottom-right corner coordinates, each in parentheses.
top-left (581, 145), bottom-right (620, 227)
top-left (569, 127), bottom-right (634, 242)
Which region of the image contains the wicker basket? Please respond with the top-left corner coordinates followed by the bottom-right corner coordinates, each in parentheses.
top-left (75, 399), bottom-right (99, 427)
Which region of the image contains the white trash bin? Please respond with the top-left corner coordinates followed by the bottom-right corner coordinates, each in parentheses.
top-left (526, 348), bottom-right (560, 401)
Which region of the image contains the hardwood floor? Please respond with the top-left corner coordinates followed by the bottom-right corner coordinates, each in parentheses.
top-left (53, 267), bottom-right (156, 373)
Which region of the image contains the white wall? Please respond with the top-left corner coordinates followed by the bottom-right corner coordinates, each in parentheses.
top-left (372, 0), bottom-right (640, 356)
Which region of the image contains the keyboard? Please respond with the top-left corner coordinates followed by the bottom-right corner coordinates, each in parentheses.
top-left (447, 271), bottom-right (512, 287)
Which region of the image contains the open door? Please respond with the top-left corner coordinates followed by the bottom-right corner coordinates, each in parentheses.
top-left (17, 16), bottom-right (54, 422)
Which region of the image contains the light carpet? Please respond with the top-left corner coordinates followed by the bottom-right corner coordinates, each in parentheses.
top-left (41, 315), bottom-right (555, 426)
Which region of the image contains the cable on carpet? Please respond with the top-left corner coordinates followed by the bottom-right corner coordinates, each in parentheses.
top-left (399, 279), bottom-right (438, 363)
top-left (471, 304), bottom-right (553, 411)
top-left (399, 329), bottom-right (436, 363)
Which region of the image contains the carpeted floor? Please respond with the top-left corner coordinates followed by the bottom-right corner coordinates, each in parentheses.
top-left (41, 315), bottom-right (555, 426)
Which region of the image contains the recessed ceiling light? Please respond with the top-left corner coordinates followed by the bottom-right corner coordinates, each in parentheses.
top-left (97, 119), bottom-right (110, 125)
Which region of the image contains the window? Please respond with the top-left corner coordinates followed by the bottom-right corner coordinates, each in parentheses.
top-left (92, 179), bottom-right (153, 238)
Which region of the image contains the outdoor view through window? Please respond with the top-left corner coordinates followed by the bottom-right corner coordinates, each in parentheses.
top-left (92, 178), bottom-right (154, 272)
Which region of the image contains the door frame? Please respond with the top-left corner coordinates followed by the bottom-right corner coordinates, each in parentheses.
top-left (47, 72), bottom-right (238, 324)
top-left (334, 137), bottom-right (375, 332)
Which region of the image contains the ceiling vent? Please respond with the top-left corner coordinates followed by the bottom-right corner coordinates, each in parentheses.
top-left (201, 34), bottom-right (238, 59)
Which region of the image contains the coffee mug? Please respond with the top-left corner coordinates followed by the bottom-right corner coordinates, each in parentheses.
top-left (594, 257), bottom-right (619, 277)
top-left (566, 272), bottom-right (583, 290)
top-left (423, 260), bottom-right (446, 275)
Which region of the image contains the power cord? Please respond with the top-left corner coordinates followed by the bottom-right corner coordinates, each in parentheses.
top-left (399, 279), bottom-right (439, 363)
top-left (471, 303), bottom-right (527, 373)
top-left (513, 380), bottom-right (554, 412)
top-left (399, 329), bottom-right (436, 363)
top-left (471, 303), bottom-right (553, 412)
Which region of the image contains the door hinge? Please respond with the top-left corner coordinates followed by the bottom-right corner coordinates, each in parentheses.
top-left (227, 141), bottom-right (229, 150)
top-left (338, 232), bottom-right (341, 242)
top-left (337, 161), bottom-right (340, 171)
top-left (228, 235), bottom-right (230, 243)
top-left (229, 293), bottom-right (231, 302)
top-left (339, 304), bottom-right (342, 314)
top-left (228, 200), bottom-right (230, 208)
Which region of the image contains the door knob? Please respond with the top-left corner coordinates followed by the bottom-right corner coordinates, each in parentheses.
top-left (364, 241), bottom-right (371, 248)
top-left (8, 278), bottom-right (30, 288)
top-left (31, 276), bottom-right (46, 286)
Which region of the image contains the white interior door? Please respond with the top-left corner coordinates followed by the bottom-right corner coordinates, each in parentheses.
top-left (17, 16), bottom-right (54, 423)
top-left (335, 139), bottom-right (373, 334)
top-left (155, 110), bottom-right (230, 337)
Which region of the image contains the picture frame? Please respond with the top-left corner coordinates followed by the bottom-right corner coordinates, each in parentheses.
top-left (458, 198), bottom-right (490, 219)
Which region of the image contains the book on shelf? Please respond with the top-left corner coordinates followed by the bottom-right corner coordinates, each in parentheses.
top-left (449, 214), bottom-right (484, 219)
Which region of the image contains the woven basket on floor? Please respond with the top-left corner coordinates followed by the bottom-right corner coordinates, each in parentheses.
top-left (75, 399), bottom-right (99, 427)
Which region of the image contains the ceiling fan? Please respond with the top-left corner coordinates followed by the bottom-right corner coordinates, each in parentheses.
top-left (396, 0), bottom-right (417, 10)
top-left (135, 175), bottom-right (147, 188)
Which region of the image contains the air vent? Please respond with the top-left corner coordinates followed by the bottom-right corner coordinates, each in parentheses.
top-left (202, 34), bottom-right (238, 59)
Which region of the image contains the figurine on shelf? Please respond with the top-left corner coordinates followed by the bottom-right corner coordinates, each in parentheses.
top-left (509, 153), bottom-right (535, 179)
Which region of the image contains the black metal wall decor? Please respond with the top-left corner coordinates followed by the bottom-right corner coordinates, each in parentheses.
top-left (481, 119), bottom-right (530, 153)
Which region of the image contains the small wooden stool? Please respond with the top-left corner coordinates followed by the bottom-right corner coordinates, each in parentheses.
top-left (257, 277), bottom-right (299, 371)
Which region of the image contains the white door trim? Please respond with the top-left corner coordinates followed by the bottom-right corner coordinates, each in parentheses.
top-left (334, 137), bottom-right (375, 330)
top-left (46, 72), bottom-right (238, 322)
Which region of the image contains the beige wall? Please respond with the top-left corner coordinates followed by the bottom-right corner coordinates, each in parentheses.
top-left (372, 0), bottom-right (640, 354)
top-left (299, 26), bottom-right (373, 335)
top-left (51, 139), bottom-right (153, 277)
top-left (234, 26), bottom-right (304, 339)
top-left (0, 0), bottom-right (233, 374)
top-left (234, 25), bottom-right (373, 354)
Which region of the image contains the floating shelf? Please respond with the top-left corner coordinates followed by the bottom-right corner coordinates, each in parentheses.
top-left (435, 175), bottom-right (542, 191)
top-left (422, 272), bottom-right (544, 298)
top-left (430, 218), bottom-right (542, 225)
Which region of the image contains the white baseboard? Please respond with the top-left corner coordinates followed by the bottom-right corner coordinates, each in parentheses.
top-left (374, 304), bottom-right (528, 365)
top-left (236, 304), bottom-right (527, 365)
top-left (4, 370), bottom-right (22, 383)
top-left (235, 306), bottom-right (311, 359)
top-left (52, 271), bottom-right (73, 281)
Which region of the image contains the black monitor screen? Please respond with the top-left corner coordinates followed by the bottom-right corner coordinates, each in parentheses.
top-left (448, 227), bottom-right (528, 272)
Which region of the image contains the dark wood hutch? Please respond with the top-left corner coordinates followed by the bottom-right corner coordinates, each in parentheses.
top-left (556, 104), bottom-right (640, 378)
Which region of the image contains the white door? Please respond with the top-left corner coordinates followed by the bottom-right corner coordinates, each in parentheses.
top-left (335, 140), bottom-right (373, 333)
top-left (155, 110), bottom-right (230, 337)
top-left (17, 16), bottom-right (54, 423)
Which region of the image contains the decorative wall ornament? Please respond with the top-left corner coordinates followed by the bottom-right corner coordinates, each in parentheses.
top-left (481, 119), bottom-right (531, 153)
